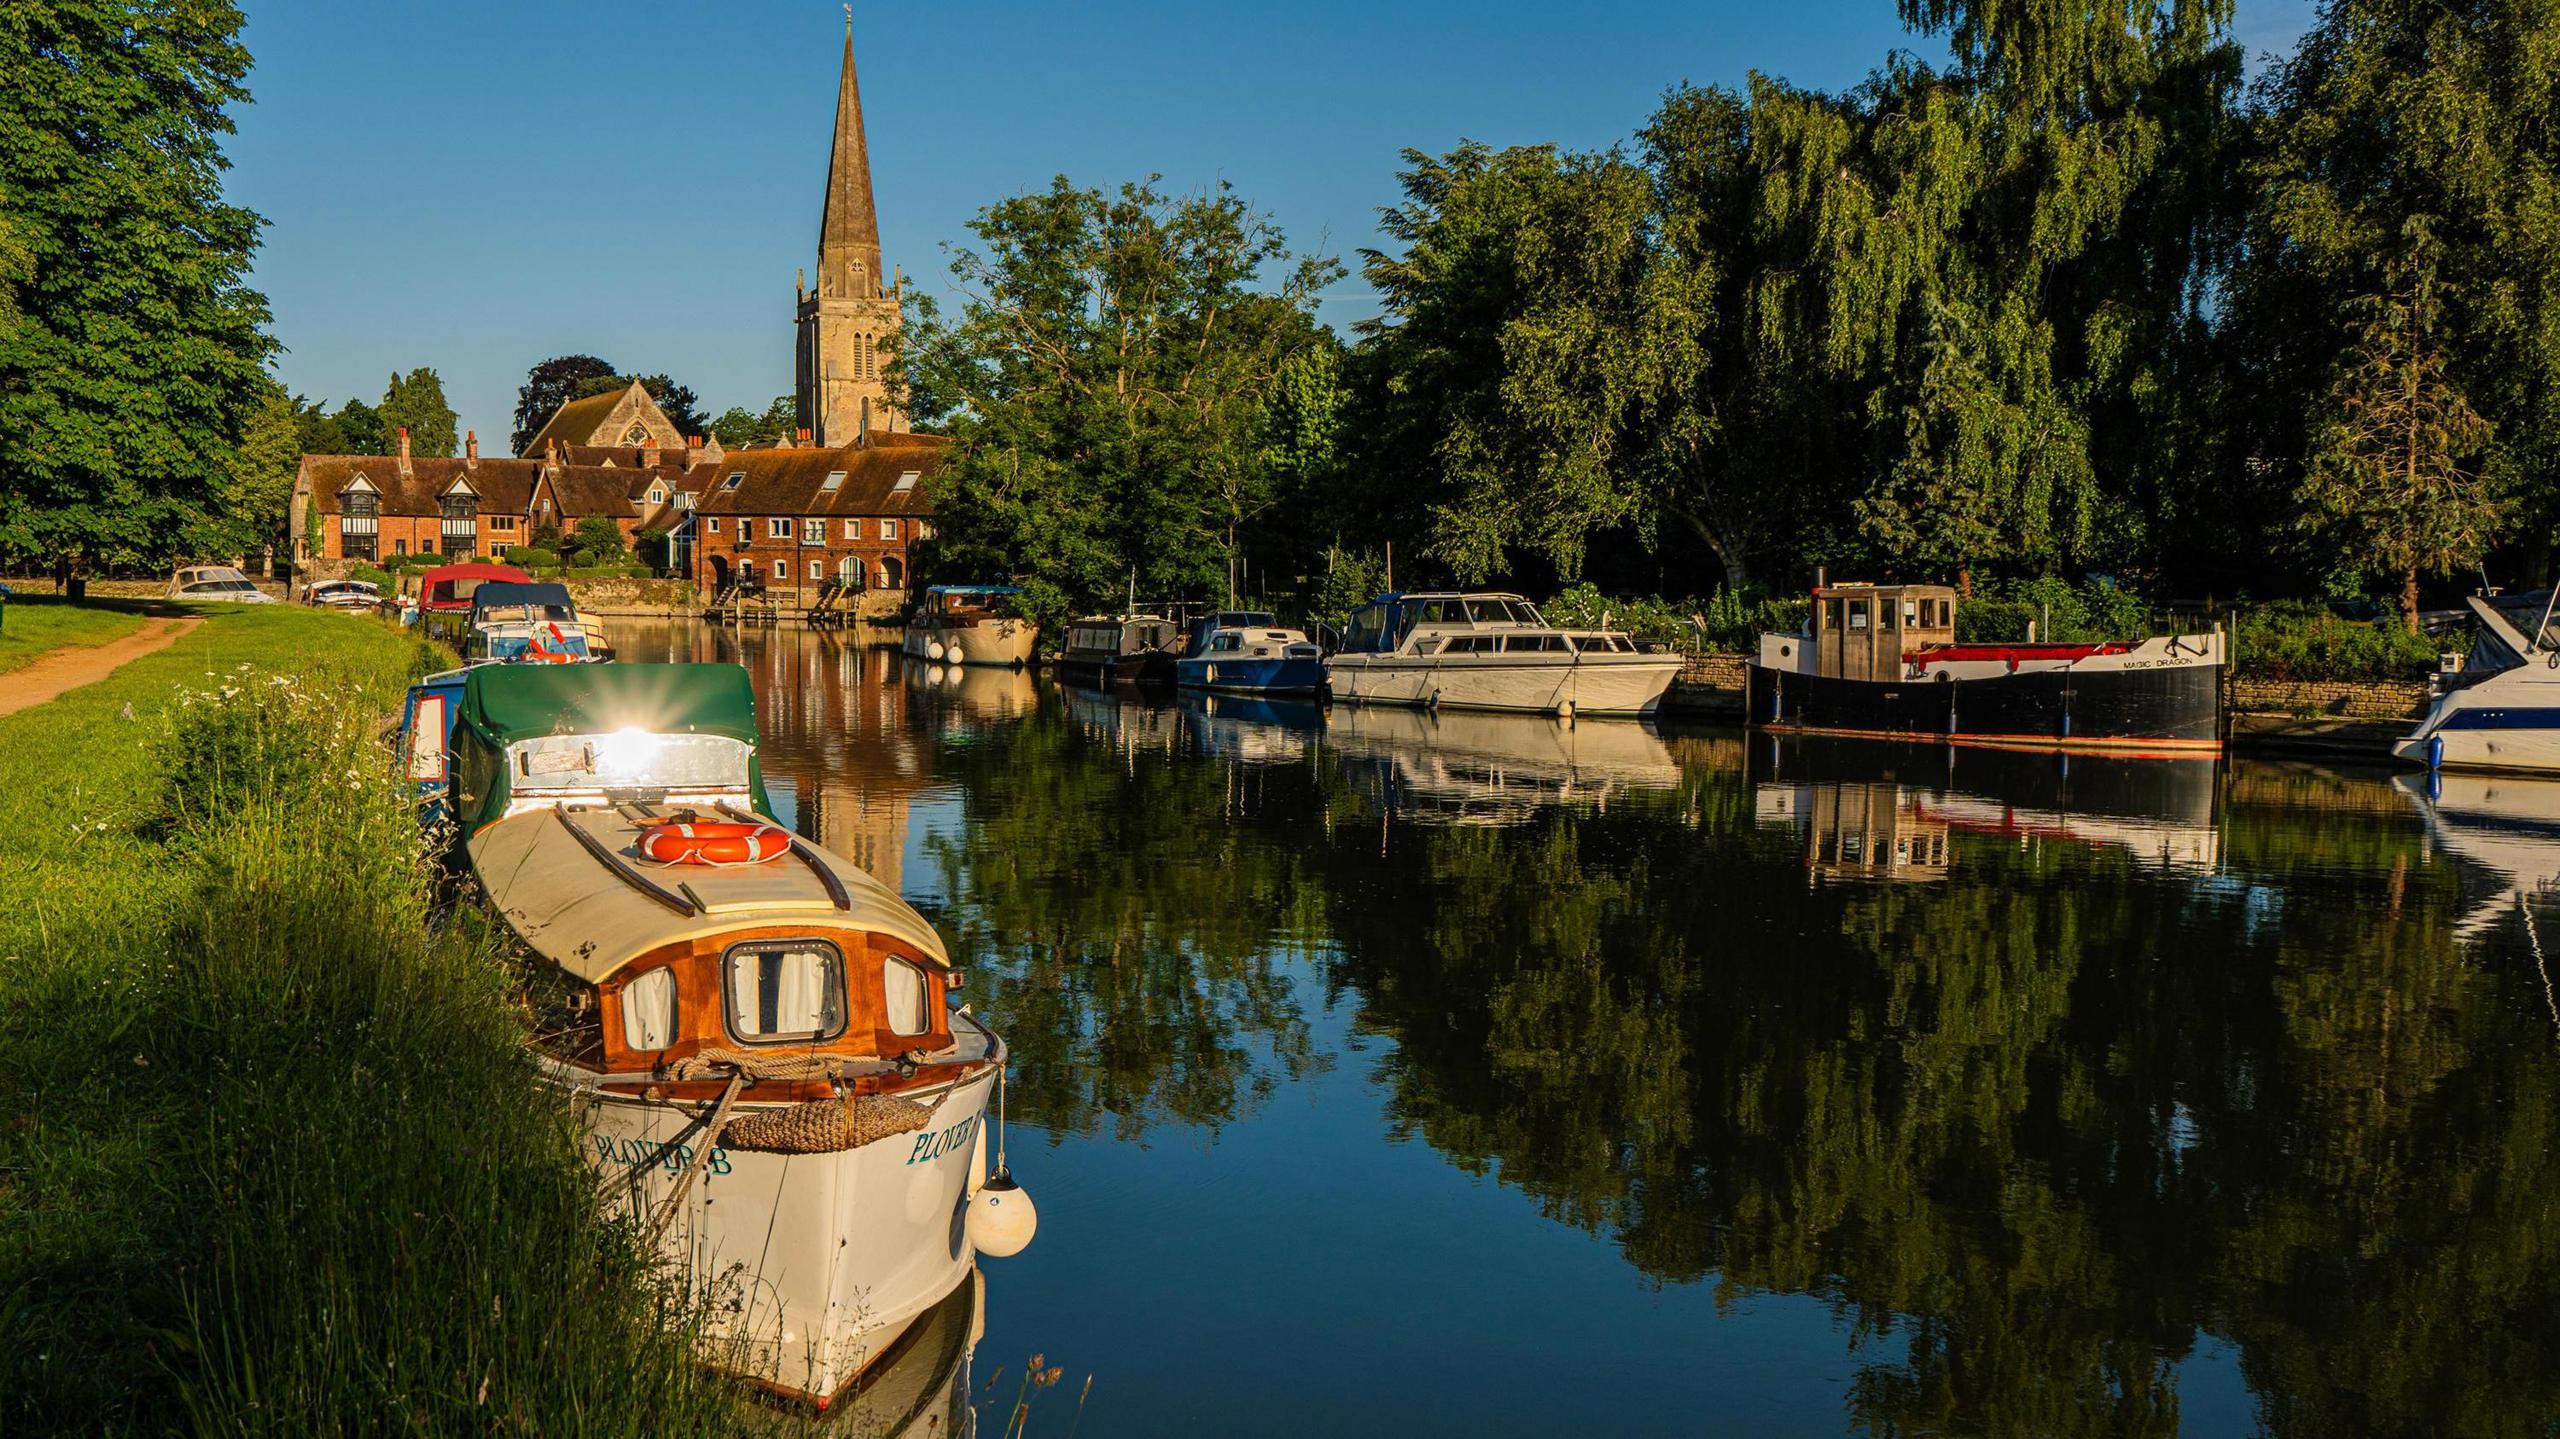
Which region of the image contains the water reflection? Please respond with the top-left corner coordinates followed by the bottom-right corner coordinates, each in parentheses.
top-left (601, 623), bottom-right (2560, 1437)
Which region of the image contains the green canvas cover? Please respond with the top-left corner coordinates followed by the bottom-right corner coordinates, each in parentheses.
top-left (450, 663), bottom-right (770, 832)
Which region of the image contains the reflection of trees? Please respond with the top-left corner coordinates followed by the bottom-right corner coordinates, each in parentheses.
top-left (1316, 759), bottom-right (2560, 1438)
top-left (926, 691), bottom-right (1328, 1139)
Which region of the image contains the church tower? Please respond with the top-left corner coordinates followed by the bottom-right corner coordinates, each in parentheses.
top-left (795, 17), bottom-right (902, 446)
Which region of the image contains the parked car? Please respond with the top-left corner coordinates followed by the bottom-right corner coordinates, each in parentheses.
top-left (166, 566), bottom-right (277, 604)
top-left (302, 579), bottom-right (381, 610)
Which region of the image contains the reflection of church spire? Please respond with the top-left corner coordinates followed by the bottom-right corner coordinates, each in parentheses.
top-left (818, 18), bottom-right (884, 300)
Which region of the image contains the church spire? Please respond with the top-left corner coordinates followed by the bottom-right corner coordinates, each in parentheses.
top-left (817, 13), bottom-right (884, 300)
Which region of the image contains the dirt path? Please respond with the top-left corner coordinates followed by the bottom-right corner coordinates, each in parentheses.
top-left (0, 616), bottom-right (201, 719)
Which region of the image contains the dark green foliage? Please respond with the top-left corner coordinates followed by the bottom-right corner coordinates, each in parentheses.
top-left (502, 545), bottom-right (560, 568)
top-left (295, 394), bottom-right (386, 456)
top-left (510, 354), bottom-right (616, 454)
top-left (378, 366), bottom-right (457, 458)
top-left (2230, 599), bottom-right (2450, 681)
top-left (0, 0), bottom-right (275, 571)
top-left (898, 176), bottom-right (1340, 631)
top-left (707, 394), bottom-right (797, 446)
top-left (568, 514), bottom-right (627, 566)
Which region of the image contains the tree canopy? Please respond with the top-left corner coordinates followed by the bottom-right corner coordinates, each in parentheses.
top-left (510, 354), bottom-right (616, 455)
top-left (378, 367), bottom-right (456, 458)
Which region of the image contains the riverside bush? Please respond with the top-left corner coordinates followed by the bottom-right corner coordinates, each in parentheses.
top-left (0, 608), bottom-right (765, 1432)
top-left (1543, 583), bottom-right (1807, 652)
top-left (2231, 599), bottom-right (2450, 681)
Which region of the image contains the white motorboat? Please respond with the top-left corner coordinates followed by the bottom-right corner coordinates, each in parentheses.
top-left (1323, 592), bottom-right (1682, 717)
top-left (902, 585), bottom-right (1038, 668)
top-left (2398, 591), bottom-right (2560, 773)
top-left (1326, 702), bottom-right (1681, 824)
top-left (424, 662), bottom-right (1034, 1411)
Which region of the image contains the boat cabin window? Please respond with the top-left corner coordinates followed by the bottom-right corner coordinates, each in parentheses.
top-left (1502, 634), bottom-right (1570, 653)
top-left (1210, 632), bottom-right (1242, 653)
top-left (407, 695), bottom-right (447, 781)
top-left (882, 956), bottom-right (931, 1037)
top-left (1903, 599), bottom-right (1919, 627)
top-left (621, 965), bottom-right (677, 1052)
top-left (1343, 604), bottom-right (1386, 653)
top-left (723, 941), bottom-right (847, 1044)
top-left (1462, 599), bottom-right (1513, 624)
top-left (1846, 600), bottom-right (1870, 631)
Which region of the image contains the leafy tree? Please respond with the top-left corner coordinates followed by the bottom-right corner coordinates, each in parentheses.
top-left (568, 514), bottom-right (626, 566)
top-left (0, 0), bottom-right (275, 573)
top-left (510, 354), bottom-right (616, 454)
top-left (378, 367), bottom-right (456, 458)
top-left (706, 394), bottom-right (796, 447)
top-left (219, 376), bottom-right (298, 558)
top-left (2298, 235), bottom-right (2501, 631)
top-left (899, 176), bottom-right (1340, 628)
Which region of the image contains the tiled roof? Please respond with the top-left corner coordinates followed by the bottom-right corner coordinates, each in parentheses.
top-left (523, 391), bottom-right (629, 455)
top-left (539, 466), bottom-right (645, 520)
top-left (300, 456), bottom-right (539, 517)
top-left (689, 433), bottom-right (941, 519)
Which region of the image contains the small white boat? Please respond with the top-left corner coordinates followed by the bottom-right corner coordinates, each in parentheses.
top-left (2398, 591), bottom-right (2560, 773)
top-left (433, 663), bottom-right (1034, 1411)
top-left (166, 565), bottom-right (276, 604)
top-left (902, 585), bottom-right (1037, 668)
top-left (1324, 591), bottom-right (1681, 716)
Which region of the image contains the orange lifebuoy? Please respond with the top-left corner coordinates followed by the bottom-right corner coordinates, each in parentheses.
top-left (636, 821), bottom-right (791, 865)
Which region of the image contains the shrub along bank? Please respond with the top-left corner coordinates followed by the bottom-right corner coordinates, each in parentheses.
top-left (0, 607), bottom-right (761, 1432)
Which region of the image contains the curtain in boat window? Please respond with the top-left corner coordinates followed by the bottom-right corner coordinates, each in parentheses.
top-left (882, 957), bottom-right (930, 1037)
top-left (726, 945), bottom-right (845, 1042)
top-left (621, 966), bottom-right (676, 1051)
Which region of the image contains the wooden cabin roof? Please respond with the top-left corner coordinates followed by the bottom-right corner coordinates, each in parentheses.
top-left (469, 805), bottom-right (949, 984)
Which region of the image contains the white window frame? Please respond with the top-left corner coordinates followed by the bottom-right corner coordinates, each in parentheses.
top-left (820, 470), bottom-right (847, 492)
top-left (767, 518), bottom-right (791, 539)
top-left (844, 518), bottom-right (861, 539)
top-left (802, 518), bottom-right (825, 545)
top-left (880, 518), bottom-right (900, 541)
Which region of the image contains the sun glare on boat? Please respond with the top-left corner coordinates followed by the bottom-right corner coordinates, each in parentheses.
top-left (592, 726), bottom-right (661, 779)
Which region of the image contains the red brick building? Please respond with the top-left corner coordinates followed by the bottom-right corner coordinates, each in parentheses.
top-left (687, 430), bottom-right (941, 604)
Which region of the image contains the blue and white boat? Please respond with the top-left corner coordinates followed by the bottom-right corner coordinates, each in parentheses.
top-left (2398, 590), bottom-right (2560, 774)
top-left (1174, 611), bottom-right (1325, 696)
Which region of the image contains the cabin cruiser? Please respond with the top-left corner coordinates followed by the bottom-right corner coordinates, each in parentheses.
top-left (1059, 610), bottom-right (1182, 686)
top-left (462, 581), bottom-right (592, 663)
top-left (1754, 581), bottom-right (2223, 753)
top-left (2397, 590), bottom-right (2560, 773)
top-left (408, 663), bottom-right (1034, 1410)
top-left (301, 578), bottom-right (379, 610)
top-left (1326, 703), bottom-right (1681, 824)
top-left (414, 561), bottom-right (533, 645)
top-left (1176, 611), bottom-right (1324, 696)
top-left (902, 585), bottom-right (1037, 668)
top-left (1324, 592), bottom-right (1681, 716)
top-left (165, 565), bottom-right (276, 603)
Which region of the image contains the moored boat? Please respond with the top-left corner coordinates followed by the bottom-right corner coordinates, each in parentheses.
top-left (426, 662), bottom-right (1034, 1410)
top-left (901, 585), bottom-right (1036, 668)
top-left (462, 581), bottom-right (592, 663)
top-left (2395, 590), bottom-right (2560, 774)
top-left (1175, 611), bottom-right (1324, 695)
top-left (1752, 580), bottom-right (2223, 754)
top-left (415, 561), bottom-right (533, 645)
top-left (1059, 610), bottom-right (1182, 686)
top-left (1324, 591), bottom-right (1680, 717)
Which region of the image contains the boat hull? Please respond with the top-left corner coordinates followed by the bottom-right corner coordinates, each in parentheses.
top-left (1175, 654), bottom-right (1325, 695)
top-left (1754, 660), bottom-right (2223, 752)
top-left (2394, 670), bottom-right (2560, 773)
top-left (903, 620), bottom-right (1037, 667)
top-left (565, 1064), bottom-right (996, 1408)
top-left (1323, 654), bottom-right (1681, 716)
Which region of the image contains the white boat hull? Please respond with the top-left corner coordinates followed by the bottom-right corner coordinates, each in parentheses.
top-left (2395, 669), bottom-right (2560, 773)
top-left (1324, 653), bottom-right (1682, 716)
top-left (563, 1064), bottom-right (996, 1408)
top-left (903, 620), bottom-right (1036, 667)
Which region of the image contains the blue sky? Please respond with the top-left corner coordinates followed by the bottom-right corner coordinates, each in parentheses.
top-left (229, 0), bottom-right (2319, 450)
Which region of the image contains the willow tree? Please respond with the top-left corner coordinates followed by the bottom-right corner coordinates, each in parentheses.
top-left (2299, 237), bottom-right (2501, 631)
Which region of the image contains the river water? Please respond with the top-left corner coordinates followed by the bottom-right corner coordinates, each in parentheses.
top-left (613, 620), bottom-right (2560, 1437)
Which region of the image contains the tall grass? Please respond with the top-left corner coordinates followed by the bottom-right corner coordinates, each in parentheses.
top-left (0, 608), bottom-right (771, 1433)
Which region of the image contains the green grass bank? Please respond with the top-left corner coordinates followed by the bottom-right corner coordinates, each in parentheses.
top-left (0, 594), bottom-right (149, 673)
top-left (0, 606), bottom-right (765, 1433)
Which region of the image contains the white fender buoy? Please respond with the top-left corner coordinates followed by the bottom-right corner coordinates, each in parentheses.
top-left (926, 640), bottom-right (947, 662)
top-left (968, 1169), bottom-right (1038, 1258)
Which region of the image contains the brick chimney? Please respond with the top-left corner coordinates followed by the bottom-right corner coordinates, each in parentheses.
top-left (641, 439), bottom-right (660, 468)
top-left (464, 429), bottom-right (478, 469)
top-left (396, 426), bottom-right (412, 478)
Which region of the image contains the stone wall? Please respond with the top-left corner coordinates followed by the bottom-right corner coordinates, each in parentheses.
top-left (2225, 675), bottom-right (2429, 719)
top-left (1665, 650), bottom-right (1750, 717)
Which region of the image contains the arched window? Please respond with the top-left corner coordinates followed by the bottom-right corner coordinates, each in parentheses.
top-left (879, 555), bottom-right (904, 589)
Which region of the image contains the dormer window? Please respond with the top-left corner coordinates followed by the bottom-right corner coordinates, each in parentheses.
top-left (820, 470), bottom-right (846, 492)
top-left (342, 489), bottom-right (378, 520)
top-left (893, 471), bottom-right (919, 492)
top-left (648, 486), bottom-right (666, 505)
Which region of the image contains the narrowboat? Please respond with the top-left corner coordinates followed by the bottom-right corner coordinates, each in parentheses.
top-left (1175, 611), bottom-right (1324, 696)
top-left (1752, 581), bottom-right (2223, 753)
top-left (462, 581), bottom-right (592, 663)
top-left (901, 585), bottom-right (1037, 668)
top-left (415, 561), bottom-right (533, 645)
top-left (2396, 590), bottom-right (2560, 774)
top-left (428, 663), bottom-right (1035, 1410)
top-left (1324, 592), bottom-right (1681, 717)
top-left (1058, 610), bottom-right (1182, 686)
